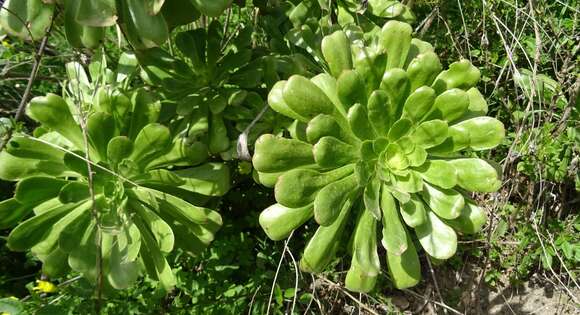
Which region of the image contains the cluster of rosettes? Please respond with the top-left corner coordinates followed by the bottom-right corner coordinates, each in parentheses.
top-left (253, 21), bottom-right (504, 292)
top-left (0, 61), bottom-right (229, 291)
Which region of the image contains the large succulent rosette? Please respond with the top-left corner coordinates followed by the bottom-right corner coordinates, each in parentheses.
top-left (0, 59), bottom-right (229, 291)
top-left (253, 21), bottom-right (505, 292)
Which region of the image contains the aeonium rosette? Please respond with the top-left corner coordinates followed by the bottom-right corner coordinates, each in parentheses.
top-left (252, 21), bottom-right (504, 292)
top-left (0, 57), bottom-right (229, 291)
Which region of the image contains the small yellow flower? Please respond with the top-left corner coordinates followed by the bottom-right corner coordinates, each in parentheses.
top-left (33, 280), bottom-right (58, 294)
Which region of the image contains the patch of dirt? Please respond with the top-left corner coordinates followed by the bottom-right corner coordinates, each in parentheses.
top-left (394, 261), bottom-right (580, 315)
top-left (482, 281), bottom-right (578, 315)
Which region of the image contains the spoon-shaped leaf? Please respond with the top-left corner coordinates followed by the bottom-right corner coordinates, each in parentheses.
top-left (301, 200), bottom-right (352, 273)
top-left (338, 70), bottom-right (367, 108)
top-left (453, 117), bottom-right (505, 150)
top-left (432, 60), bottom-right (480, 94)
top-left (173, 163), bottom-right (230, 197)
top-left (8, 202), bottom-right (79, 251)
top-left (260, 203), bottom-right (314, 241)
top-left (268, 81), bottom-right (308, 122)
top-left (313, 136), bottom-right (359, 168)
top-left (6, 135), bottom-right (65, 162)
top-left (450, 158), bottom-right (501, 192)
top-left (444, 200), bottom-right (487, 234)
top-left (414, 160), bottom-right (457, 189)
top-left (399, 195), bottom-right (427, 227)
top-left (15, 177), bottom-right (68, 205)
top-left (386, 230), bottom-right (421, 289)
top-left (415, 210), bottom-right (457, 260)
top-left (322, 30), bottom-right (353, 77)
top-left (367, 90), bottom-right (391, 135)
top-left (253, 135), bottom-right (315, 173)
top-left (353, 207), bottom-right (381, 276)
top-left (402, 86), bottom-right (436, 123)
top-left (411, 119), bottom-right (448, 148)
top-left (0, 199), bottom-right (33, 229)
top-left (407, 52), bottom-right (442, 92)
top-left (348, 104), bottom-right (376, 140)
top-left (275, 165), bottom-right (354, 208)
top-left (381, 21), bottom-right (413, 70)
top-left (283, 75), bottom-right (335, 119)
top-left (27, 94), bottom-right (85, 151)
top-left (314, 174), bottom-right (358, 226)
top-left (421, 183), bottom-right (464, 220)
top-left (129, 123), bottom-right (171, 168)
top-left (381, 189), bottom-right (408, 255)
top-left (428, 88), bottom-right (470, 123)
top-left (364, 176), bottom-right (382, 220)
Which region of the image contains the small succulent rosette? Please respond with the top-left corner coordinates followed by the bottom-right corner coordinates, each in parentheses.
top-left (0, 58), bottom-right (229, 291)
top-left (253, 21), bottom-right (505, 292)
top-left (137, 21), bottom-right (309, 158)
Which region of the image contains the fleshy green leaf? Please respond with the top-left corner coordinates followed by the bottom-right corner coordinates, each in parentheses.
top-left (313, 136), bottom-right (359, 168)
top-left (411, 119), bottom-right (448, 148)
top-left (322, 30), bottom-right (352, 77)
top-left (338, 70), bottom-right (367, 108)
top-left (381, 21), bottom-right (413, 70)
top-left (275, 165), bottom-right (354, 208)
top-left (386, 230), bottom-right (421, 289)
top-left (6, 135), bottom-right (65, 162)
top-left (300, 200), bottom-right (352, 273)
top-left (452, 117), bottom-right (505, 150)
top-left (399, 195), bottom-right (427, 227)
top-left (380, 189), bottom-right (408, 255)
top-left (402, 86), bottom-right (436, 123)
top-left (283, 75), bottom-right (335, 119)
top-left (407, 52), bottom-right (442, 92)
top-left (129, 123), bottom-right (171, 168)
top-left (259, 203), bottom-right (314, 241)
top-left (444, 200), bottom-right (487, 234)
top-left (8, 202), bottom-right (78, 251)
top-left (432, 60), bottom-right (480, 93)
top-left (450, 158), bottom-right (502, 192)
top-left (173, 163), bottom-right (231, 197)
top-left (421, 183), bottom-right (464, 220)
top-left (0, 198), bottom-right (33, 229)
top-left (15, 177), bottom-right (68, 205)
top-left (363, 176), bottom-right (382, 220)
top-left (314, 174), bottom-right (357, 226)
top-left (415, 160), bottom-right (457, 189)
top-left (253, 135), bottom-right (315, 173)
top-left (415, 211), bottom-right (457, 260)
top-left (353, 207), bottom-right (381, 278)
top-left (27, 94), bottom-right (85, 151)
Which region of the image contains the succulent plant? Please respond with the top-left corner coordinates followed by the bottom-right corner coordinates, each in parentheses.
top-left (253, 21), bottom-right (505, 292)
top-left (136, 21), bottom-right (313, 157)
top-left (0, 57), bottom-right (229, 291)
top-left (0, 0), bottom-right (231, 47)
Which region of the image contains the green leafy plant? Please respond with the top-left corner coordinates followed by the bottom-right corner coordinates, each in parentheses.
top-left (0, 0), bottom-right (232, 48)
top-left (136, 21), bottom-right (313, 157)
top-left (268, 0), bottom-right (414, 59)
top-left (253, 20), bottom-right (505, 292)
top-left (0, 55), bottom-right (230, 291)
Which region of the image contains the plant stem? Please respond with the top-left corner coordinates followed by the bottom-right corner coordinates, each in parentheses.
top-left (0, 20), bottom-right (53, 152)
